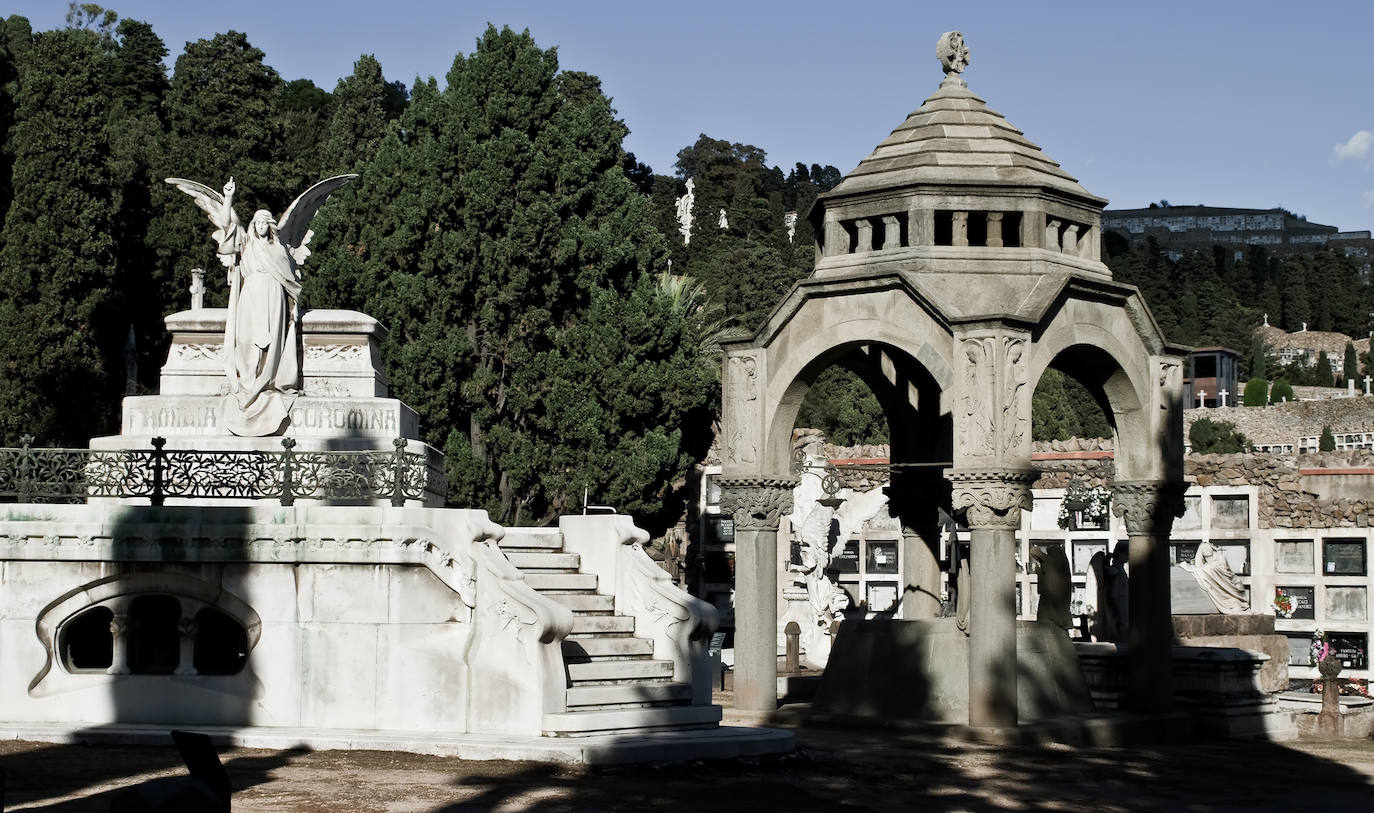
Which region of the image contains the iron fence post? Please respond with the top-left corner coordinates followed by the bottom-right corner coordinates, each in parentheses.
top-left (280, 437), bottom-right (296, 506)
top-left (18, 435), bottom-right (34, 503)
top-left (391, 438), bottom-right (407, 507)
top-left (150, 437), bottom-right (167, 507)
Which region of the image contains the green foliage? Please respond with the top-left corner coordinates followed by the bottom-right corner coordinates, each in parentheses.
top-left (146, 30), bottom-right (288, 322)
top-left (1105, 241), bottom-right (1374, 361)
top-left (1269, 377), bottom-right (1295, 404)
top-left (1242, 377), bottom-right (1268, 407)
top-left (1319, 425), bottom-right (1335, 452)
top-left (1189, 418), bottom-right (1248, 455)
top-left (660, 135), bottom-right (840, 335)
top-left (1313, 350), bottom-right (1335, 387)
top-left (1344, 342), bottom-right (1359, 383)
top-left (317, 26), bottom-right (708, 527)
top-left (304, 53), bottom-right (406, 310)
top-left (1032, 368), bottom-right (1112, 441)
top-left (0, 27), bottom-right (121, 443)
top-left (795, 366), bottom-right (887, 446)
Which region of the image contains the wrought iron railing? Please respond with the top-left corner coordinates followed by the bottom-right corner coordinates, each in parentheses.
top-left (0, 436), bottom-right (427, 507)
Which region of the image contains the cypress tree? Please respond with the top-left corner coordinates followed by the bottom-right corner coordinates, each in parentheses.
top-left (0, 28), bottom-right (121, 443)
top-left (146, 31), bottom-right (285, 316)
top-left (341, 26), bottom-right (710, 526)
top-left (304, 54), bottom-right (402, 311)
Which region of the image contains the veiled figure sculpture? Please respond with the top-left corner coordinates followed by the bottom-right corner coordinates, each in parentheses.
top-left (167, 174), bottom-right (356, 436)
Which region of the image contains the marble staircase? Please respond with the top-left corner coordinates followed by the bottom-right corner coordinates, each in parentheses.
top-left (498, 528), bottom-right (722, 737)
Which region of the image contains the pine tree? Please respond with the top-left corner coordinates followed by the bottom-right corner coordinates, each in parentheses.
top-left (0, 28), bottom-right (121, 443)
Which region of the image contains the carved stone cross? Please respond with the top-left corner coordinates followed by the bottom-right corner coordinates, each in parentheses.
top-left (1365, 375), bottom-right (1372, 396)
top-left (1219, 389), bottom-right (1228, 407)
top-left (1196, 390), bottom-right (1206, 408)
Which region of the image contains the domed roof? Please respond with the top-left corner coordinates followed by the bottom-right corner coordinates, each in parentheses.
top-left (826, 75), bottom-right (1104, 205)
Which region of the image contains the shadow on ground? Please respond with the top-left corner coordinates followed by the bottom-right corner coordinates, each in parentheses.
top-left (0, 740), bottom-right (305, 811)
top-left (4, 726), bottom-right (1373, 812)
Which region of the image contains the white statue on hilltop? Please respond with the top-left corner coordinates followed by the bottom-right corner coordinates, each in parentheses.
top-left (167, 174), bottom-right (356, 436)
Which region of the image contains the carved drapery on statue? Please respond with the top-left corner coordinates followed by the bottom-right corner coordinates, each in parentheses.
top-left (948, 470), bottom-right (1035, 530)
top-left (718, 477), bottom-right (797, 533)
top-left (166, 174), bottom-right (357, 436)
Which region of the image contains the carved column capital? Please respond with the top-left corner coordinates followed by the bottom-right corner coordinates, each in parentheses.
top-left (1112, 480), bottom-right (1186, 535)
top-left (718, 477), bottom-right (798, 533)
top-left (949, 469), bottom-right (1036, 531)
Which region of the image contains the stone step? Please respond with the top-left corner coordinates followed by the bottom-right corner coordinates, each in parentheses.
top-left (569, 615), bottom-right (635, 635)
top-left (498, 530), bottom-right (563, 550)
top-left (544, 593), bottom-right (614, 613)
top-left (562, 637), bottom-right (654, 659)
top-left (542, 704), bottom-right (722, 737)
top-left (565, 682), bottom-right (693, 708)
top-left (567, 659), bottom-right (674, 684)
top-left (504, 551), bottom-right (580, 570)
top-left (523, 572), bottom-right (598, 591)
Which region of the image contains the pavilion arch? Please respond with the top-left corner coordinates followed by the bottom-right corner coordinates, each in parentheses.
top-left (715, 38), bottom-right (1190, 726)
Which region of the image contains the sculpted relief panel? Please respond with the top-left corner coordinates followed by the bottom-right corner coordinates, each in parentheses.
top-left (724, 353), bottom-right (760, 467)
top-left (955, 331), bottom-right (1030, 464)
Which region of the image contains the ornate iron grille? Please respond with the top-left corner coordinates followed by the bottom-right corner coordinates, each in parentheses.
top-left (0, 436), bottom-right (427, 506)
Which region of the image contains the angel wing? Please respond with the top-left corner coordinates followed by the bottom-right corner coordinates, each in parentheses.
top-left (166, 178), bottom-right (235, 267)
top-left (276, 174), bottom-right (358, 265)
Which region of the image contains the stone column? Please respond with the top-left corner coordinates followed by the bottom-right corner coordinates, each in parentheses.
top-left (719, 476), bottom-right (796, 713)
top-left (174, 615), bottom-right (200, 676)
top-left (107, 613), bottom-right (132, 675)
top-left (822, 212), bottom-right (847, 257)
top-left (881, 215), bottom-right (902, 250)
top-left (1113, 480), bottom-right (1184, 714)
top-left (854, 218), bottom-right (873, 253)
top-left (1062, 223), bottom-right (1079, 254)
top-left (985, 212), bottom-right (1003, 247)
top-left (1044, 219), bottom-right (1062, 252)
top-left (909, 205), bottom-right (935, 246)
top-left (952, 211), bottom-right (969, 246)
top-left (950, 470), bottom-right (1035, 728)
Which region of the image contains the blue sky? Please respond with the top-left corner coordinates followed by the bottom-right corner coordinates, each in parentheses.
top-left (12, 0), bottom-right (1374, 231)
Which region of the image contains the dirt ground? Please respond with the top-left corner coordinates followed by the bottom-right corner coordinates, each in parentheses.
top-left (3, 725), bottom-right (1373, 812)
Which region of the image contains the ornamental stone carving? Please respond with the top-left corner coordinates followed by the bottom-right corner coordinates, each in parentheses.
top-left (724, 354), bottom-right (761, 466)
top-left (1112, 480), bottom-right (1185, 535)
top-left (718, 477), bottom-right (798, 533)
top-left (956, 330), bottom-right (1030, 463)
top-left (937, 31), bottom-right (970, 76)
top-left (949, 470), bottom-right (1036, 530)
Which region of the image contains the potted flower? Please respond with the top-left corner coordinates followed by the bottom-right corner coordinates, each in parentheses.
top-left (1272, 589), bottom-right (1294, 619)
top-left (1312, 629), bottom-right (1342, 679)
top-left (1059, 481), bottom-right (1112, 530)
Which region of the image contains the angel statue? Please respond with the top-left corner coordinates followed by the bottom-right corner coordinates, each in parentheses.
top-left (166, 174), bottom-right (356, 436)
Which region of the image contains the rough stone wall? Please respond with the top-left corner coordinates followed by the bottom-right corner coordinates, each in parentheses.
top-left (796, 430), bottom-right (1374, 530)
top-left (1184, 398), bottom-right (1374, 446)
top-left (1190, 451), bottom-right (1374, 529)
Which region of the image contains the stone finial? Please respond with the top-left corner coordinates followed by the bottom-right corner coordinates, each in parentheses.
top-left (937, 31), bottom-right (970, 76)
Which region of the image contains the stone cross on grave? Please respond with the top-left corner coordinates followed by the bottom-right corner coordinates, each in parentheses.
top-left (1219, 389), bottom-right (1229, 407)
top-left (1365, 375), bottom-right (1372, 396)
top-left (1196, 390), bottom-right (1206, 408)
